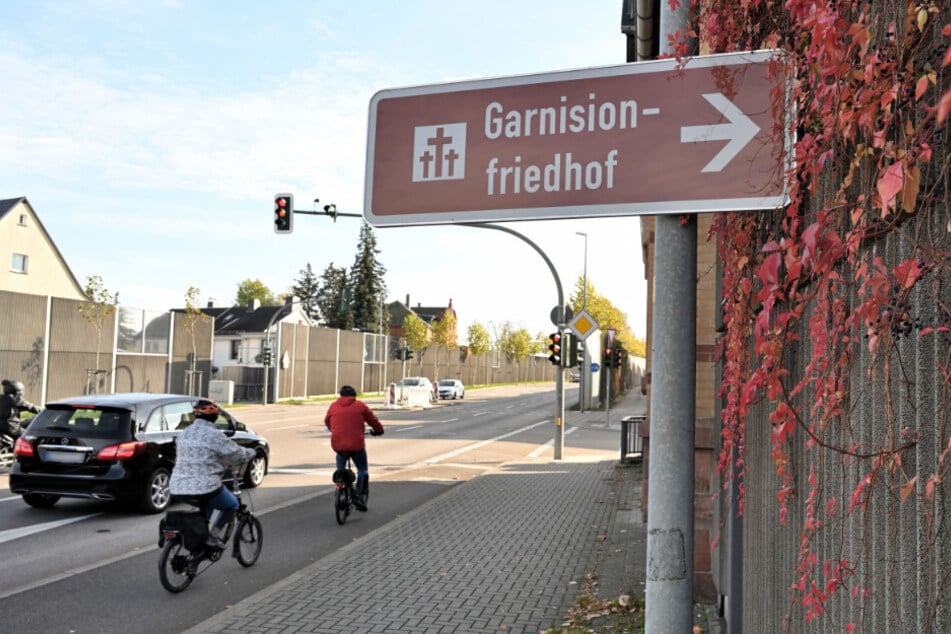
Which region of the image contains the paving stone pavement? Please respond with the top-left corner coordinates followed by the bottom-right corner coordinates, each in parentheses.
top-left (185, 390), bottom-right (721, 633)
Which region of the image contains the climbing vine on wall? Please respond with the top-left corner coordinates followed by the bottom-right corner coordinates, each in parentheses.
top-left (674, 0), bottom-right (951, 628)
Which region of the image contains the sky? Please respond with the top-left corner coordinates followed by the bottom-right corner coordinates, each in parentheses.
top-left (0, 1), bottom-right (648, 343)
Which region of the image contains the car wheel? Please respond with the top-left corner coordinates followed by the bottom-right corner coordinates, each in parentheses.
top-left (23, 493), bottom-right (60, 508)
top-left (243, 452), bottom-right (267, 488)
top-left (141, 467), bottom-right (171, 514)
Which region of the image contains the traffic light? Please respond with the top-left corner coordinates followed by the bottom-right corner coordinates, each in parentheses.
top-left (392, 347), bottom-right (403, 361)
top-left (404, 348), bottom-right (414, 362)
top-left (274, 193), bottom-right (293, 233)
top-left (614, 348), bottom-right (624, 368)
top-left (548, 332), bottom-right (562, 366)
top-left (262, 347), bottom-right (273, 366)
top-left (604, 345), bottom-right (614, 368)
top-left (565, 333), bottom-right (578, 368)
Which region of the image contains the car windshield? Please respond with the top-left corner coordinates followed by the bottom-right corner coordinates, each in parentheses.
top-left (439, 380), bottom-right (455, 386)
top-left (402, 379), bottom-right (420, 386)
top-left (27, 406), bottom-right (131, 438)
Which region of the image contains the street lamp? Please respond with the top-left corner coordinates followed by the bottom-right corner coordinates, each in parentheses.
top-left (576, 232), bottom-right (587, 412)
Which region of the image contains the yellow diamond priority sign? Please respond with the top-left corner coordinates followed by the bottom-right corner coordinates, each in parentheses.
top-left (569, 310), bottom-right (598, 340)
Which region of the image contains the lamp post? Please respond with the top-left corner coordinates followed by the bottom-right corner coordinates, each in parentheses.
top-left (576, 231), bottom-right (588, 412)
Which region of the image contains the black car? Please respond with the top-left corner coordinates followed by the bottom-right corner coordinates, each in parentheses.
top-left (9, 393), bottom-right (269, 514)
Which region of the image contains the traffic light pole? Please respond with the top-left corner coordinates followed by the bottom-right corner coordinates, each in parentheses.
top-left (462, 222), bottom-right (566, 460)
top-left (286, 209), bottom-right (570, 457)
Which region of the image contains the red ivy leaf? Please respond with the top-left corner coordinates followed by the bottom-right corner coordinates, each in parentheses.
top-left (877, 162), bottom-right (904, 214)
top-left (899, 476), bottom-right (918, 502)
top-left (759, 252), bottom-right (782, 286)
top-left (801, 222), bottom-right (820, 266)
top-left (893, 258), bottom-right (927, 288)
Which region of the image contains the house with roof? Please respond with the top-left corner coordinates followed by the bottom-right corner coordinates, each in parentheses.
top-left (0, 197), bottom-right (86, 300)
top-left (194, 296), bottom-right (315, 375)
top-left (386, 295), bottom-right (455, 340)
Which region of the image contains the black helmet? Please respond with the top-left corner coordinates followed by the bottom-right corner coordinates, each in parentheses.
top-left (339, 385), bottom-right (357, 397)
top-left (193, 398), bottom-right (221, 421)
top-left (2, 379), bottom-right (24, 395)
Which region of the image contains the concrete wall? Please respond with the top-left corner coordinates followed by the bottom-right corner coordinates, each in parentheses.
top-left (1, 288), bottom-right (557, 407)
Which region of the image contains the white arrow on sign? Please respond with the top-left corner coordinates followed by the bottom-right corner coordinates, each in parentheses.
top-left (680, 92), bottom-right (760, 173)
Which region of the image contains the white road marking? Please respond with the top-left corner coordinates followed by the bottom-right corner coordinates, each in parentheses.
top-left (528, 426), bottom-right (579, 458)
top-left (0, 514), bottom-right (102, 545)
top-left (268, 468), bottom-right (334, 476)
top-left (412, 420), bottom-right (550, 467)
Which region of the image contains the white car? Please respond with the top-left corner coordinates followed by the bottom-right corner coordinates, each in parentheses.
top-left (400, 377), bottom-right (437, 403)
top-left (437, 379), bottom-right (465, 400)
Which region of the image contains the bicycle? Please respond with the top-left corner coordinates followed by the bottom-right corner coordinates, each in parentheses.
top-left (0, 434), bottom-right (15, 470)
top-left (333, 452), bottom-right (369, 525)
top-left (157, 468), bottom-right (263, 593)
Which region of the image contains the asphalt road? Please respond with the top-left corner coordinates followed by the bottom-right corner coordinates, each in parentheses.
top-left (0, 384), bottom-right (611, 633)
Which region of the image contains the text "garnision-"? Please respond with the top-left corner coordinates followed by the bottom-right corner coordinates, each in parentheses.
top-left (483, 94), bottom-right (639, 196)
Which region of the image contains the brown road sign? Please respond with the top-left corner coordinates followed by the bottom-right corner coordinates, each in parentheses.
top-left (365, 50), bottom-right (791, 227)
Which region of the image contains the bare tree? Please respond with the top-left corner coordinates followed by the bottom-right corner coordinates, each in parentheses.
top-left (183, 287), bottom-right (209, 395)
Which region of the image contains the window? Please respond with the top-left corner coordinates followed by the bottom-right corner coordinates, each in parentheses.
top-left (11, 253), bottom-right (28, 273)
top-left (18, 214), bottom-right (27, 226)
top-left (117, 308), bottom-right (144, 353)
top-left (230, 340), bottom-right (241, 360)
top-left (117, 307), bottom-right (169, 354)
top-left (143, 310), bottom-right (169, 353)
top-left (165, 401), bottom-right (195, 431)
top-left (142, 407), bottom-right (164, 433)
top-left (363, 333), bottom-right (386, 363)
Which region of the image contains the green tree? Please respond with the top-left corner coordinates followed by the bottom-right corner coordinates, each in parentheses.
top-left (349, 222), bottom-right (387, 332)
top-left (491, 321), bottom-right (522, 382)
top-left (78, 275), bottom-right (118, 394)
top-left (507, 328), bottom-right (534, 382)
top-left (291, 262), bottom-right (321, 322)
top-left (235, 278), bottom-right (277, 307)
top-left (568, 276), bottom-right (638, 352)
top-left (467, 321), bottom-right (492, 386)
top-left (402, 313), bottom-right (430, 371)
top-left (627, 336), bottom-right (646, 358)
top-left (430, 307), bottom-right (457, 381)
top-left (317, 263), bottom-right (351, 330)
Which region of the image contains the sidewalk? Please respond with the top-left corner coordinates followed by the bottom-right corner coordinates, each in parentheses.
top-left (186, 389), bottom-right (718, 633)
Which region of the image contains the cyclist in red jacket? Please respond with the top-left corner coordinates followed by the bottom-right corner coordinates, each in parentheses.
top-left (324, 385), bottom-right (383, 511)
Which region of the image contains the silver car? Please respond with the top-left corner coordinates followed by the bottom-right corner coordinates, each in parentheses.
top-left (437, 379), bottom-right (465, 400)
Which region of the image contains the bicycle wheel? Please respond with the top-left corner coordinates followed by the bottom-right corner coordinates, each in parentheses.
top-left (334, 487), bottom-right (348, 525)
top-left (158, 537), bottom-right (194, 593)
top-left (234, 515), bottom-right (263, 567)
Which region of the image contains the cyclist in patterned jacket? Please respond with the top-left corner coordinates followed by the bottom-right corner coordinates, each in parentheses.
top-left (170, 399), bottom-right (255, 548)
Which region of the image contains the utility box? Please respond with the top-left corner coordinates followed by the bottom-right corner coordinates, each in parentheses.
top-left (620, 415), bottom-right (645, 462)
top-left (209, 380), bottom-right (235, 405)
